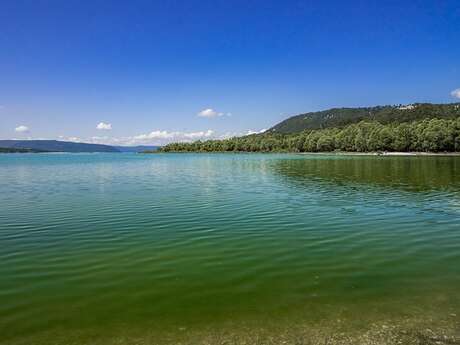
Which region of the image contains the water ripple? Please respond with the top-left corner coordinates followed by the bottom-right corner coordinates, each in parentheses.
top-left (1, 153), bottom-right (460, 342)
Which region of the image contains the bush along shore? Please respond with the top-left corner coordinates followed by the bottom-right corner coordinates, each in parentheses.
top-left (158, 118), bottom-right (460, 153)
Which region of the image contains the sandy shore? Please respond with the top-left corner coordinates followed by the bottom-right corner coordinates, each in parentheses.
top-left (7, 320), bottom-right (459, 345)
top-left (298, 151), bottom-right (460, 156)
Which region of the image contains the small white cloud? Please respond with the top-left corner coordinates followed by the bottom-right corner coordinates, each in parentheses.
top-left (197, 108), bottom-right (224, 118)
top-left (15, 125), bottom-right (29, 133)
top-left (183, 129), bottom-right (215, 139)
top-left (246, 129), bottom-right (267, 135)
top-left (398, 104), bottom-right (415, 110)
top-left (96, 122), bottom-right (112, 130)
top-left (451, 88), bottom-right (460, 99)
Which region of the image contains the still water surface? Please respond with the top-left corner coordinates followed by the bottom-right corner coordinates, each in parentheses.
top-left (0, 153), bottom-right (459, 343)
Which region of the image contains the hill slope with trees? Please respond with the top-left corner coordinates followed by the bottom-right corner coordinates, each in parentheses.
top-left (159, 103), bottom-right (460, 153)
top-left (269, 103), bottom-right (460, 133)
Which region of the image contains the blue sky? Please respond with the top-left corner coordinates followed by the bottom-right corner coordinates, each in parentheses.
top-left (1, 0), bottom-right (459, 145)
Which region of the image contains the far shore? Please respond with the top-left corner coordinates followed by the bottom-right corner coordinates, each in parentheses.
top-left (147, 150), bottom-right (460, 156)
top-left (298, 151), bottom-right (460, 156)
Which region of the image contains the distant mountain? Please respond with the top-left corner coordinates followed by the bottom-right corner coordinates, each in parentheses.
top-left (0, 140), bottom-right (120, 153)
top-left (269, 103), bottom-right (460, 133)
top-left (114, 145), bottom-right (160, 153)
top-left (0, 147), bottom-right (48, 153)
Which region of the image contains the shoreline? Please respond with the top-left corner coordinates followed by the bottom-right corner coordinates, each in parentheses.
top-left (2, 150), bottom-right (460, 156)
top-left (150, 151), bottom-right (460, 156)
top-left (6, 317), bottom-right (459, 345)
top-left (298, 151), bottom-right (460, 156)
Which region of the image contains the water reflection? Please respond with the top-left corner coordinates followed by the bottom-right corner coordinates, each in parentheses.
top-left (270, 155), bottom-right (460, 193)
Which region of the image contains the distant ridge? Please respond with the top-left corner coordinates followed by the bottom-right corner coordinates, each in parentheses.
top-left (269, 103), bottom-right (460, 134)
top-left (0, 147), bottom-right (48, 153)
top-left (0, 140), bottom-right (120, 153)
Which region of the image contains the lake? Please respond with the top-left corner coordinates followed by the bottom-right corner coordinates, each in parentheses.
top-left (0, 153), bottom-right (459, 344)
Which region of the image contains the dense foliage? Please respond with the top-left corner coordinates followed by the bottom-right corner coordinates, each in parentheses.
top-left (160, 118), bottom-right (460, 153)
top-left (269, 103), bottom-right (460, 133)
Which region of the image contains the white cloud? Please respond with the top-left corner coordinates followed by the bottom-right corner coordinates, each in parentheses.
top-left (96, 122), bottom-right (112, 130)
top-left (197, 108), bottom-right (224, 118)
top-left (132, 129), bottom-right (215, 143)
top-left (49, 128), bottom-right (264, 147)
top-left (53, 129), bottom-right (216, 146)
top-left (184, 130), bottom-right (215, 139)
top-left (15, 125), bottom-right (29, 133)
top-left (246, 128), bottom-right (267, 135)
top-left (451, 88), bottom-right (460, 99)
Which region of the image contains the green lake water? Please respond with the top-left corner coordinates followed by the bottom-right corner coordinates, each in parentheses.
top-left (0, 153), bottom-right (459, 344)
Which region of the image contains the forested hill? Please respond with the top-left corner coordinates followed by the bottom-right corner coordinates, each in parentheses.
top-left (269, 103), bottom-right (460, 133)
top-left (160, 102), bottom-right (460, 153)
top-left (160, 117), bottom-right (460, 153)
top-left (0, 140), bottom-right (120, 153)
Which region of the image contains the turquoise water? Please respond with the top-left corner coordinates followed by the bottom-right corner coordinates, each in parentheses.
top-left (0, 153), bottom-right (459, 344)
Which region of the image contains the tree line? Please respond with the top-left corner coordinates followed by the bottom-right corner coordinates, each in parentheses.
top-left (159, 118), bottom-right (460, 153)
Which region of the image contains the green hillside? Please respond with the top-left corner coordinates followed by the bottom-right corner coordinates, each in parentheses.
top-left (160, 103), bottom-right (460, 153)
top-left (161, 118), bottom-right (460, 153)
top-left (269, 103), bottom-right (460, 133)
